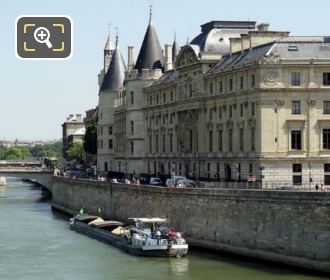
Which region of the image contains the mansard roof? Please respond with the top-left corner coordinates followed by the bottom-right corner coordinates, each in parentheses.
top-left (134, 22), bottom-right (165, 71)
top-left (190, 20), bottom-right (256, 54)
top-left (208, 36), bottom-right (330, 74)
top-left (100, 46), bottom-right (127, 91)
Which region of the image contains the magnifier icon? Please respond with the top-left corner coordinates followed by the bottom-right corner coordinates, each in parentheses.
top-left (34, 27), bottom-right (53, 48)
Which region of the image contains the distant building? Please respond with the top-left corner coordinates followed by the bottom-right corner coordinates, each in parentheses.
top-left (84, 107), bottom-right (98, 165)
top-left (62, 114), bottom-right (85, 158)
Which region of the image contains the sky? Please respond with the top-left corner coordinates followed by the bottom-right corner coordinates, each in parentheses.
top-left (0, 0), bottom-right (329, 141)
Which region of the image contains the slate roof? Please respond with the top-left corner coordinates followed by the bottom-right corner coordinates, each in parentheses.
top-left (190, 20), bottom-right (256, 54)
top-left (104, 34), bottom-right (114, 50)
top-left (151, 70), bottom-right (179, 86)
top-left (100, 46), bottom-right (127, 91)
top-left (172, 38), bottom-right (179, 64)
top-left (209, 36), bottom-right (330, 74)
top-left (134, 22), bottom-right (165, 71)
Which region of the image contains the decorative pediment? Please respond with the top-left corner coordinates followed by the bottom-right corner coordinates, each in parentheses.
top-left (248, 117), bottom-right (256, 128)
top-left (207, 122), bottom-right (214, 130)
top-left (216, 123), bottom-right (224, 130)
top-left (226, 120), bottom-right (234, 129)
top-left (237, 121), bottom-right (245, 128)
top-left (175, 46), bottom-right (199, 68)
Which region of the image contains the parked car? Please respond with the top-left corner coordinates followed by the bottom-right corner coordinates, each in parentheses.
top-left (166, 176), bottom-right (188, 187)
top-left (149, 177), bottom-right (163, 186)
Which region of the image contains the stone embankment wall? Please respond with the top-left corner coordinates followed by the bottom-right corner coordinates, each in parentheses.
top-left (51, 177), bottom-right (330, 273)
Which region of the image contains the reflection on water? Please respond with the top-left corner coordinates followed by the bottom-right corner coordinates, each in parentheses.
top-left (0, 177), bottom-right (327, 280)
top-left (169, 257), bottom-right (190, 274)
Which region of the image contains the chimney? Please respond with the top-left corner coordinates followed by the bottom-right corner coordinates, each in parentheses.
top-left (241, 34), bottom-right (250, 52)
top-left (257, 23), bottom-right (270, 31)
top-left (128, 46), bottom-right (134, 72)
top-left (230, 38), bottom-right (242, 54)
top-left (164, 44), bottom-right (173, 71)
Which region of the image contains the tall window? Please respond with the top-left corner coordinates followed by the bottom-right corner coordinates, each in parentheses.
top-left (189, 129), bottom-right (193, 152)
top-left (229, 105), bottom-right (232, 118)
top-left (291, 101), bottom-right (301, 115)
top-left (170, 91), bottom-right (174, 101)
top-left (130, 121), bottom-right (134, 135)
top-left (249, 163), bottom-right (253, 176)
top-left (240, 104), bottom-right (244, 117)
top-left (209, 83), bottom-right (213, 95)
top-left (100, 126), bottom-right (103, 135)
top-left (209, 108), bottom-right (213, 121)
top-left (251, 74), bottom-right (255, 88)
top-left (219, 107), bottom-right (222, 119)
top-left (169, 133), bottom-right (173, 152)
top-left (251, 102), bottom-right (255, 116)
top-left (292, 164), bottom-right (302, 185)
top-left (251, 128), bottom-right (255, 151)
top-left (219, 81), bottom-right (223, 93)
top-left (108, 139), bottom-right (113, 149)
top-left (325, 164), bottom-right (330, 185)
top-left (149, 135), bottom-right (152, 153)
top-left (323, 101), bottom-right (330, 114)
top-left (218, 130), bottom-right (223, 152)
top-left (323, 129), bottom-right (330, 149)
top-left (291, 130), bottom-right (302, 150)
top-left (240, 76), bottom-right (244, 89)
top-left (130, 91), bottom-right (134, 104)
top-left (229, 78), bottom-right (233, 91)
top-left (162, 134), bottom-right (166, 153)
top-left (291, 72), bottom-right (301, 86)
top-left (323, 73), bottom-right (330, 85)
top-left (108, 126), bottom-right (112, 135)
top-left (209, 130), bottom-right (213, 152)
top-left (239, 128), bottom-right (244, 151)
top-left (131, 141), bottom-right (134, 155)
top-left (229, 129), bottom-right (233, 151)
top-left (163, 92), bottom-right (166, 103)
top-left (155, 135), bottom-right (159, 153)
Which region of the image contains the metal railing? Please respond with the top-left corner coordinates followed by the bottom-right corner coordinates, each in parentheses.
top-left (195, 180), bottom-right (328, 191)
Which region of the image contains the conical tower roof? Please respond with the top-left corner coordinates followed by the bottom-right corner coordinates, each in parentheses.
top-left (104, 33), bottom-right (114, 51)
top-left (172, 33), bottom-right (179, 64)
top-left (100, 45), bottom-right (127, 91)
top-left (134, 21), bottom-right (165, 71)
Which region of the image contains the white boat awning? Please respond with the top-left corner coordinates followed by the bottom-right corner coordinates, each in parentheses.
top-left (129, 218), bottom-right (168, 223)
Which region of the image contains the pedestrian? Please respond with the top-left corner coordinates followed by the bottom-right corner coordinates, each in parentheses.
top-left (315, 184), bottom-right (319, 191)
top-left (320, 184), bottom-right (325, 192)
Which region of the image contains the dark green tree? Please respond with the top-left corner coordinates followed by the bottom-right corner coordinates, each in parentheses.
top-left (67, 142), bottom-right (84, 163)
top-left (83, 120), bottom-right (97, 155)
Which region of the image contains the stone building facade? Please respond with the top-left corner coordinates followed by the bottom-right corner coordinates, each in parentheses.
top-left (97, 16), bottom-right (330, 186)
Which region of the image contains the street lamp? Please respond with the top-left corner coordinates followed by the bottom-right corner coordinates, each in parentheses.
top-left (308, 162), bottom-right (312, 190)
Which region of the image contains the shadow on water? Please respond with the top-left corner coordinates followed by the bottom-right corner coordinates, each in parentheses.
top-left (189, 247), bottom-right (329, 278)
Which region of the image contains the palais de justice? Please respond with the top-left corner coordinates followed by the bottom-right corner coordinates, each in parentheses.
top-left (92, 14), bottom-right (330, 186)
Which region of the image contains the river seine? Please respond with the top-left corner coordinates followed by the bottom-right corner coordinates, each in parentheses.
top-left (0, 178), bottom-right (326, 280)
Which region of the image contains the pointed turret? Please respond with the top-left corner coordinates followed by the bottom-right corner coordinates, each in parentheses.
top-left (104, 26), bottom-right (115, 72)
top-left (134, 7), bottom-right (164, 71)
top-left (100, 36), bottom-right (127, 92)
top-left (172, 32), bottom-right (179, 65)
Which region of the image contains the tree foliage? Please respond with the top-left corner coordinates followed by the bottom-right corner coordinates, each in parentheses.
top-left (67, 142), bottom-right (84, 163)
top-left (83, 119), bottom-right (97, 155)
top-left (0, 142), bottom-right (62, 161)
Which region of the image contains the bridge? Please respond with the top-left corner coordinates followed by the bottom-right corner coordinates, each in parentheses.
top-left (0, 169), bottom-right (54, 193)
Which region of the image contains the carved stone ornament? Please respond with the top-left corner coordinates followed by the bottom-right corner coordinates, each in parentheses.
top-left (248, 118), bottom-right (256, 128)
top-left (226, 120), bottom-right (234, 129)
top-left (263, 70), bottom-right (279, 84)
top-left (307, 99), bottom-right (316, 106)
top-left (276, 99), bottom-right (285, 106)
top-left (216, 123), bottom-right (223, 130)
top-left (261, 52), bottom-right (280, 64)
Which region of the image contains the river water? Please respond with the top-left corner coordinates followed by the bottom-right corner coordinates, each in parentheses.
top-left (0, 178), bottom-right (326, 280)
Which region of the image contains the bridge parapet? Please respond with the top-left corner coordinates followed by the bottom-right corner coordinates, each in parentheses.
top-left (0, 170), bottom-right (54, 193)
